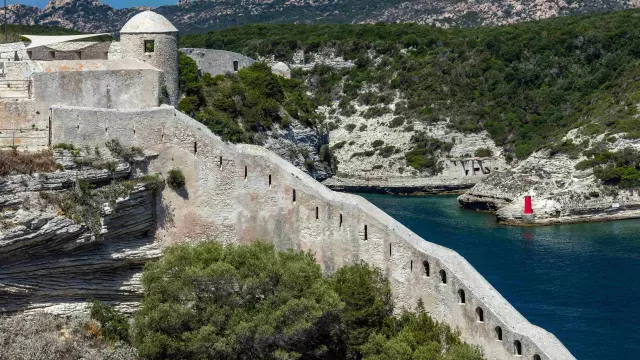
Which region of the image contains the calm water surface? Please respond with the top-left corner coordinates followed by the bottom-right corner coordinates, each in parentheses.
top-left (360, 194), bottom-right (640, 360)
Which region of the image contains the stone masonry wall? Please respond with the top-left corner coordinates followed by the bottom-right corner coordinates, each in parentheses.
top-left (50, 105), bottom-right (575, 360)
top-left (180, 48), bottom-right (255, 76)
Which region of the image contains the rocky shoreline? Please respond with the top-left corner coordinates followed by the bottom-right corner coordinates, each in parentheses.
top-left (324, 181), bottom-right (472, 196)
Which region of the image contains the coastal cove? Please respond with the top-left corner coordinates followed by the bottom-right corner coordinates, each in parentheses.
top-left (360, 193), bottom-right (640, 360)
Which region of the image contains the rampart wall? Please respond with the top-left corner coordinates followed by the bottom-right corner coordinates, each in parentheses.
top-left (50, 105), bottom-right (575, 360)
top-left (0, 60), bottom-right (162, 150)
top-left (180, 48), bottom-right (255, 76)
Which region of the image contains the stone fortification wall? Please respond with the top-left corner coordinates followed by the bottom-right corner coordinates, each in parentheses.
top-left (180, 48), bottom-right (255, 76)
top-left (50, 105), bottom-right (575, 360)
top-left (0, 59), bottom-right (162, 150)
top-left (28, 42), bottom-right (112, 61)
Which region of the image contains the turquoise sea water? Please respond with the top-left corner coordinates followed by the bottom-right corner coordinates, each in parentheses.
top-left (360, 194), bottom-right (640, 360)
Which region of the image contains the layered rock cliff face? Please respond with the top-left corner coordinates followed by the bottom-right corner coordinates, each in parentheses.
top-left (0, 149), bottom-right (161, 315)
top-left (459, 131), bottom-right (640, 225)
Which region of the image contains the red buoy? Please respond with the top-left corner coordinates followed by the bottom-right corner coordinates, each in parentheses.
top-left (524, 196), bottom-right (533, 215)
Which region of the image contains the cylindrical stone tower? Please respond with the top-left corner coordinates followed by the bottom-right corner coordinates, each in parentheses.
top-left (119, 11), bottom-right (179, 106)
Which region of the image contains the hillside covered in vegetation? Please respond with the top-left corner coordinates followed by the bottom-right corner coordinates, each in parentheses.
top-left (181, 10), bottom-right (640, 187)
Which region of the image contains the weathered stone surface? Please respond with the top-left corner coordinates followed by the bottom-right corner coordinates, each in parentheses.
top-left (459, 134), bottom-right (640, 225)
top-left (0, 150), bottom-right (160, 315)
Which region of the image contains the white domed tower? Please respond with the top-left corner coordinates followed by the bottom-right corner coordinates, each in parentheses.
top-left (120, 11), bottom-right (179, 106)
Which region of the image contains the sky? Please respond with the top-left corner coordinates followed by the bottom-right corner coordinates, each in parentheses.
top-left (11, 0), bottom-right (176, 9)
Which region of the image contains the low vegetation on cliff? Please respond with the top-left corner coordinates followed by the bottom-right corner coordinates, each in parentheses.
top-left (178, 53), bottom-right (319, 143)
top-left (181, 10), bottom-right (640, 164)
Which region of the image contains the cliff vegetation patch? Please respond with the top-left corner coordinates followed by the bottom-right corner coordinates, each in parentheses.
top-left (178, 53), bottom-right (319, 143)
top-left (0, 150), bottom-right (58, 176)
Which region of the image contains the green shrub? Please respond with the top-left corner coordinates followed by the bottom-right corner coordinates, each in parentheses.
top-left (332, 141), bottom-right (347, 151)
top-left (378, 145), bottom-right (397, 158)
top-left (389, 117), bottom-right (405, 128)
top-left (132, 241), bottom-right (483, 360)
top-left (359, 124), bottom-right (368, 131)
top-left (89, 300), bottom-right (130, 343)
top-left (167, 168), bottom-right (186, 189)
top-left (474, 148), bottom-right (493, 157)
top-left (345, 123), bottom-right (357, 132)
top-left (372, 140), bottom-right (385, 148)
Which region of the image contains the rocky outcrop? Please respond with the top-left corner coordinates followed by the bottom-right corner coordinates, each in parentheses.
top-left (0, 150), bottom-right (161, 314)
top-left (5, 0), bottom-right (640, 34)
top-left (261, 121), bottom-right (333, 181)
top-left (459, 134), bottom-right (640, 225)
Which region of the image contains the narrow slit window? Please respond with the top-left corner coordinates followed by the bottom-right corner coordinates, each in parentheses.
top-left (315, 206), bottom-right (319, 220)
top-left (219, 156), bottom-right (223, 168)
top-left (439, 269), bottom-right (447, 284)
top-left (339, 213), bottom-right (343, 227)
top-left (144, 40), bottom-right (155, 53)
top-left (458, 289), bottom-right (465, 304)
top-left (495, 326), bottom-right (503, 341)
top-left (233, 60), bottom-right (239, 71)
top-left (410, 260), bottom-right (413, 272)
top-left (364, 225), bottom-right (368, 240)
top-left (293, 189), bottom-right (296, 203)
top-left (389, 243), bottom-right (392, 257)
top-left (476, 307), bottom-right (484, 322)
top-left (194, 141), bottom-right (198, 155)
top-left (423, 261), bottom-right (430, 277)
top-left (244, 166), bottom-right (247, 180)
top-left (514, 340), bottom-right (522, 356)
top-left (269, 175), bottom-right (272, 187)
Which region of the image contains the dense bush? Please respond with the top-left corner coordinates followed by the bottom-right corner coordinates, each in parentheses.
top-left (132, 241), bottom-right (483, 360)
top-left (89, 300), bottom-right (131, 344)
top-left (181, 10), bottom-right (640, 159)
top-left (474, 148), bottom-right (493, 158)
top-left (167, 168), bottom-right (186, 189)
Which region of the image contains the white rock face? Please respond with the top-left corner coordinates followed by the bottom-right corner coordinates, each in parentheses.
top-left (459, 134), bottom-right (640, 225)
top-left (271, 61), bottom-right (291, 78)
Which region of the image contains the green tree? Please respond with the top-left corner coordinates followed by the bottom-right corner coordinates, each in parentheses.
top-left (132, 241), bottom-right (346, 360)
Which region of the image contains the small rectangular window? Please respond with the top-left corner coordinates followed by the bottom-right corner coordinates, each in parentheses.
top-left (27, 51), bottom-right (32, 59)
top-left (144, 40), bottom-right (155, 53)
top-left (77, 51), bottom-right (82, 60)
top-left (49, 51), bottom-right (56, 59)
top-left (233, 60), bottom-right (239, 71)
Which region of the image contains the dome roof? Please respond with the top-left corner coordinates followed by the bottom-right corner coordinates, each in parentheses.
top-left (120, 11), bottom-right (178, 34)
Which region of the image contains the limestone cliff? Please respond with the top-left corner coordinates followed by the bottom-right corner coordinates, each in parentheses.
top-left (0, 149), bottom-right (161, 314)
top-left (274, 50), bottom-right (509, 194)
top-left (459, 130), bottom-right (640, 225)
